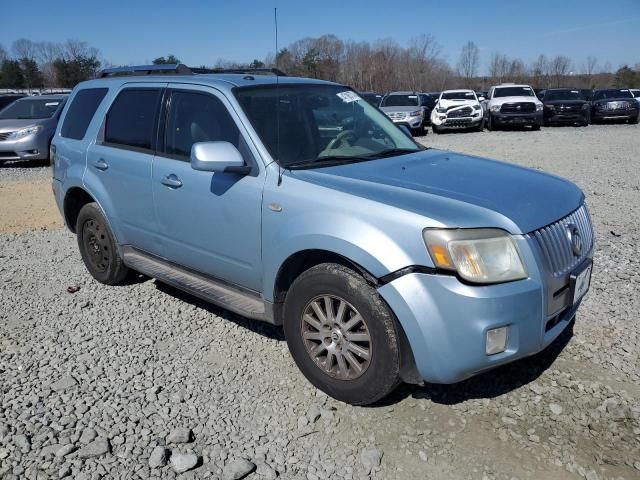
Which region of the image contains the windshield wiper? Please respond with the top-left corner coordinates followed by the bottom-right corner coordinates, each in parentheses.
top-left (363, 148), bottom-right (421, 159)
top-left (286, 155), bottom-right (372, 170)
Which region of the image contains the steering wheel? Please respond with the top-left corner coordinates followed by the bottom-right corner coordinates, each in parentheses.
top-left (326, 130), bottom-right (357, 150)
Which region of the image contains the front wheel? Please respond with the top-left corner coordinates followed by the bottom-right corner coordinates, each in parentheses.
top-left (475, 119), bottom-right (484, 131)
top-left (487, 115), bottom-right (495, 131)
top-left (531, 123), bottom-right (541, 131)
top-left (283, 263), bottom-right (401, 405)
top-left (630, 114), bottom-right (640, 125)
top-left (76, 202), bottom-right (129, 285)
top-left (432, 124), bottom-right (440, 134)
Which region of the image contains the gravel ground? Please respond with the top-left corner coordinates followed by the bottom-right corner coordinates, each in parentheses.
top-left (1, 125), bottom-right (639, 480)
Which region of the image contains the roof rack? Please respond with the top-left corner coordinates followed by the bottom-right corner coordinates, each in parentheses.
top-left (98, 64), bottom-right (287, 78)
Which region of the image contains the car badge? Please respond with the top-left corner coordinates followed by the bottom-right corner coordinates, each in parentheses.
top-left (566, 224), bottom-right (582, 256)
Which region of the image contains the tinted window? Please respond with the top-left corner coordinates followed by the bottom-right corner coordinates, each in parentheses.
top-left (61, 88), bottom-right (108, 140)
top-left (543, 89), bottom-right (582, 101)
top-left (0, 97), bottom-right (64, 120)
top-left (441, 91), bottom-right (476, 100)
top-left (493, 87), bottom-right (535, 98)
top-left (0, 95), bottom-right (24, 111)
top-left (104, 89), bottom-right (162, 150)
top-left (380, 95), bottom-right (419, 107)
top-left (164, 91), bottom-right (241, 158)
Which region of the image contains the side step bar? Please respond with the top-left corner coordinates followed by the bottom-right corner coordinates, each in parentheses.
top-left (121, 246), bottom-right (275, 324)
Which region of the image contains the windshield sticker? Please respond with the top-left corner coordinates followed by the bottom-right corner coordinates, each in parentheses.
top-left (408, 95), bottom-right (417, 98)
top-left (45, 102), bottom-right (60, 107)
top-left (336, 91), bottom-right (360, 103)
top-left (571, 90), bottom-right (579, 93)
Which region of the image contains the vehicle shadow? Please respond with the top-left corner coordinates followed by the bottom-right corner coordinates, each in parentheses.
top-left (154, 280), bottom-right (285, 341)
top-left (0, 159), bottom-right (50, 168)
top-left (379, 319), bottom-right (575, 407)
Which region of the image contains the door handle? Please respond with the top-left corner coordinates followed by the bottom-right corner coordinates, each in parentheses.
top-left (93, 158), bottom-right (109, 171)
top-left (161, 174), bottom-right (183, 189)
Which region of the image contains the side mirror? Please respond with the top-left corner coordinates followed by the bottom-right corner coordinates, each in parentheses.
top-left (190, 141), bottom-right (250, 174)
top-left (478, 96), bottom-right (485, 101)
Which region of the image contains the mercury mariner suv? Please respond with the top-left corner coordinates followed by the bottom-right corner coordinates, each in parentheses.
top-left (485, 84), bottom-right (543, 131)
top-left (51, 64), bottom-right (594, 405)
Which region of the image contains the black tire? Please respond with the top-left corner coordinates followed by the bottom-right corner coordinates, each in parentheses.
top-left (283, 263), bottom-right (401, 405)
top-left (630, 114), bottom-right (640, 125)
top-left (432, 124), bottom-right (439, 134)
top-left (411, 126), bottom-right (425, 136)
top-left (487, 115), bottom-right (495, 131)
top-left (475, 119), bottom-right (484, 131)
top-left (531, 123), bottom-right (541, 131)
top-left (76, 202), bottom-right (129, 285)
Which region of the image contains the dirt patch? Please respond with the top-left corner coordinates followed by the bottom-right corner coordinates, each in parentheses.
top-left (0, 180), bottom-right (63, 233)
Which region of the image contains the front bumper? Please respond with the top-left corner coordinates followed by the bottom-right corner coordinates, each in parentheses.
top-left (544, 110), bottom-right (589, 124)
top-left (592, 108), bottom-right (638, 121)
top-left (433, 114), bottom-right (483, 128)
top-left (378, 237), bottom-right (591, 384)
top-left (0, 133), bottom-right (50, 161)
top-left (387, 116), bottom-right (424, 129)
top-left (491, 111), bottom-right (542, 126)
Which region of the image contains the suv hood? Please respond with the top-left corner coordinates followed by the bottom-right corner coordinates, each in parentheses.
top-left (289, 149), bottom-right (583, 234)
top-left (379, 106), bottom-right (423, 114)
top-left (437, 99), bottom-right (479, 110)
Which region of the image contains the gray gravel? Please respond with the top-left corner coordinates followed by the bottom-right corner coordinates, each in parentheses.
top-left (1, 124), bottom-right (639, 479)
top-left (0, 160), bottom-right (51, 182)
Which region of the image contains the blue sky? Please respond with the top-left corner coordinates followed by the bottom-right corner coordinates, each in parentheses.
top-left (2, 0), bottom-right (639, 74)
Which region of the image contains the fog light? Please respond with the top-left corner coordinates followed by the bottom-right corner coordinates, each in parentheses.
top-left (486, 327), bottom-right (508, 355)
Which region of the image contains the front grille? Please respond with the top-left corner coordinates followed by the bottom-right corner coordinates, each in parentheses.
top-left (500, 102), bottom-right (536, 113)
top-left (387, 112), bottom-right (407, 121)
top-left (0, 131), bottom-right (15, 141)
top-left (447, 107), bottom-right (473, 118)
top-left (530, 204), bottom-right (593, 277)
top-left (556, 104), bottom-right (582, 113)
top-left (601, 101), bottom-right (633, 111)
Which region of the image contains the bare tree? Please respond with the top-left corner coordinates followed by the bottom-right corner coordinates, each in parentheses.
top-left (457, 41), bottom-right (479, 86)
top-left (12, 38), bottom-right (37, 61)
top-left (0, 44), bottom-right (7, 63)
top-left (550, 55), bottom-right (571, 87)
top-left (530, 54), bottom-right (549, 87)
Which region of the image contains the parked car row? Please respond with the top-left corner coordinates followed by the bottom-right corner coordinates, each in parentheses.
top-left (365, 85), bottom-right (640, 136)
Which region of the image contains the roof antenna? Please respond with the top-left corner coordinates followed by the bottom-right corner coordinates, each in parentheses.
top-left (275, 7), bottom-right (283, 186)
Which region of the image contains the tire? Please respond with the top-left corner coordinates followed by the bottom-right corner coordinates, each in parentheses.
top-left (630, 114), bottom-right (640, 125)
top-left (531, 123), bottom-right (541, 131)
top-left (76, 202), bottom-right (129, 285)
top-left (432, 124), bottom-right (439, 134)
top-left (487, 115), bottom-right (495, 131)
top-left (475, 119), bottom-right (484, 131)
top-left (283, 263), bottom-right (401, 405)
top-left (411, 126), bottom-right (424, 136)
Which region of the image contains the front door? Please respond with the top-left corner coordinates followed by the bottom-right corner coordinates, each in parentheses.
top-left (151, 85), bottom-right (264, 292)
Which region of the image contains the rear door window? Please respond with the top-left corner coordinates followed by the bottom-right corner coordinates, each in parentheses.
top-left (61, 88), bottom-right (108, 140)
top-left (104, 88), bottom-right (162, 151)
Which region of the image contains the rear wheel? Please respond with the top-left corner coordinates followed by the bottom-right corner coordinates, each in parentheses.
top-left (283, 263), bottom-right (401, 405)
top-left (76, 202), bottom-right (129, 285)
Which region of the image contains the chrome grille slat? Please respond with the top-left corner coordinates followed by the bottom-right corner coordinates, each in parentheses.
top-left (530, 204), bottom-right (594, 277)
top-left (0, 131), bottom-right (15, 141)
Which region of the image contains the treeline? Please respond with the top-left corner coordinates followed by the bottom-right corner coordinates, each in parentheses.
top-left (0, 39), bottom-right (102, 89)
top-left (2, 35), bottom-right (639, 91)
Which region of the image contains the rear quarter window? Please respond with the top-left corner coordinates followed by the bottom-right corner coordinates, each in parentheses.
top-left (104, 88), bottom-right (162, 151)
top-left (61, 88), bottom-right (108, 140)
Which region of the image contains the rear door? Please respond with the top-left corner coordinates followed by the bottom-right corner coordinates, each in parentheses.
top-left (85, 83), bottom-right (165, 255)
top-left (151, 84), bottom-right (264, 291)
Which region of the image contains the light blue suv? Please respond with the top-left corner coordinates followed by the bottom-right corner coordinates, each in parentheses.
top-left (51, 64), bottom-right (594, 405)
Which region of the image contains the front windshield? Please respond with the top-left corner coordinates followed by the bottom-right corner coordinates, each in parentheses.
top-left (380, 94), bottom-right (419, 107)
top-left (234, 84), bottom-right (420, 168)
top-left (493, 87), bottom-right (535, 98)
top-left (441, 91), bottom-right (476, 101)
top-left (544, 89), bottom-right (583, 101)
top-left (593, 89), bottom-right (633, 100)
top-left (0, 98), bottom-right (62, 120)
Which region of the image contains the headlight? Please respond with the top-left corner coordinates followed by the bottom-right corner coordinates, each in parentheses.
top-left (409, 110), bottom-right (423, 117)
top-left (8, 125), bottom-right (43, 140)
top-left (423, 229), bottom-right (527, 284)
top-left (535, 104), bottom-right (543, 111)
top-left (473, 104), bottom-right (481, 110)
top-left (489, 105), bottom-right (501, 113)
top-left (436, 107), bottom-right (447, 113)
top-left (545, 104), bottom-right (555, 110)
